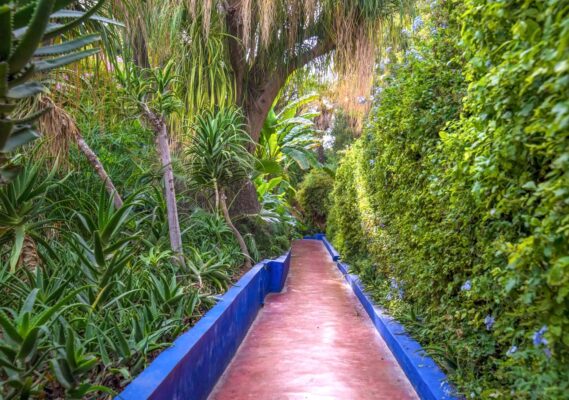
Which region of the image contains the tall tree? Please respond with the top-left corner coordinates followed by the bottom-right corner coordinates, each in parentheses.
top-left (110, 0), bottom-right (410, 213)
top-left (220, 0), bottom-right (410, 213)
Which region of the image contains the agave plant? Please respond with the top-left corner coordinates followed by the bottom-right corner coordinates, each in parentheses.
top-left (0, 0), bottom-right (107, 182)
top-left (0, 160), bottom-right (63, 272)
top-left (69, 185), bottom-right (141, 310)
top-left (0, 286), bottom-right (87, 398)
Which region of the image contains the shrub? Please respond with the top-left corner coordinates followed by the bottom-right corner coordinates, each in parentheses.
top-left (295, 169), bottom-right (334, 232)
top-left (328, 0), bottom-right (569, 398)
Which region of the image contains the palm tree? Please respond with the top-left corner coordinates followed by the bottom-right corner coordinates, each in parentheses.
top-left (186, 109), bottom-right (254, 268)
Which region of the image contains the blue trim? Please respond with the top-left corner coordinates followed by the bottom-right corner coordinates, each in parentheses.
top-left (313, 235), bottom-right (457, 400)
top-left (304, 234), bottom-right (340, 261)
top-left (116, 252), bottom-right (291, 400)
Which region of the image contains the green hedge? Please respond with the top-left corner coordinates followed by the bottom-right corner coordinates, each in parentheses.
top-left (328, 1), bottom-right (569, 398)
top-left (295, 169), bottom-right (335, 232)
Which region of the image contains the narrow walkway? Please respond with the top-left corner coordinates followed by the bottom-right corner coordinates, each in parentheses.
top-left (209, 240), bottom-right (418, 400)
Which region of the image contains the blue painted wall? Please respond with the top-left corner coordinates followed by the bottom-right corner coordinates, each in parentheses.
top-left (116, 252), bottom-right (291, 400)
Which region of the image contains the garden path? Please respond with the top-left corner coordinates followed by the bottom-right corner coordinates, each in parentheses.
top-left (209, 239), bottom-right (418, 400)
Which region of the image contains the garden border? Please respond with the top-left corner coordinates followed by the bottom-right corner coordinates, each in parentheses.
top-left (115, 252), bottom-right (291, 400)
top-left (305, 234), bottom-right (457, 400)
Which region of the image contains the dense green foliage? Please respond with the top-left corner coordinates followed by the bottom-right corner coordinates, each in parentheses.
top-left (328, 1), bottom-right (569, 398)
top-left (295, 169), bottom-right (334, 232)
top-left (0, 156), bottom-right (245, 398)
top-left (0, 0), bottom-right (103, 181)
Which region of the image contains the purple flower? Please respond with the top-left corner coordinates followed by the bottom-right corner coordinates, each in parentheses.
top-left (398, 288), bottom-right (405, 299)
top-left (405, 49), bottom-right (424, 61)
top-left (544, 348), bottom-right (552, 358)
top-left (533, 326), bottom-right (548, 347)
top-left (484, 315), bottom-right (495, 331)
top-left (506, 346), bottom-right (517, 356)
top-left (412, 16), bottom-right (424, 32)
top-left (386, 293), bottom-right (393, 301)
top-left (461, 280), bottom-right (472, 291)
top-left (390, 278), bottom-right (399, 289)
top-left (532, 326), bottom-right (553, 357)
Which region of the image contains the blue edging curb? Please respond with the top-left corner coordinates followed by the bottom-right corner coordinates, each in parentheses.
top-left (306, 235), bottom-right (457, 400)
top-left (116, 251), bottom-right (291, 400)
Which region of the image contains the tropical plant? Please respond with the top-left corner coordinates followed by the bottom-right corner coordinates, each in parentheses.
top-left (69, 185), bottom-right (140, 310)
top-left (0, 159), bottom-right (63, 272)
top-left (256, 94), bottom-right (321, 181)
top-left (109, 0), bottom-right (413, 216)
top-left (295, 169), bottom-right (334, 232)
top-left (0, 0), bottom-right (105, 182)
top-left (116, 60), bottom-right (185, 265)
top-left (186, 108), bottom-right (254, 268)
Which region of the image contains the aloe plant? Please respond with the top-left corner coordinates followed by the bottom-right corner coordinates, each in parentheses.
top-left (0, 0), bottom-right (106, 182)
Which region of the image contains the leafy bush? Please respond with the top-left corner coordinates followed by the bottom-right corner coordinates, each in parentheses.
top-left (296, 169), bottom-right (334, 231)
top-left (0, 0), bottom-right (103, 181)
top-left (0, 161), bottom-right (243, 398)
top-left (328, 1), bottom-right (569, 398)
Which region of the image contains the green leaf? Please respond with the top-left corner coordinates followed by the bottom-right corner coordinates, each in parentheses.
top-left (34, 34), bottom-right (101, 56)
top-left (49, 9), bottom-right (124, 27)
top-left (548, 257), bottom-right (569, 286)
top-left (0, 311), bottom-right (23, 343)
top-left (51, 358), bottom-right (75, 389)
top-left (0, 5), bottom-right (12, 61)
top-left (2, 127), bottom-right (40, 152)
top-left (93, 231), bottom-right (105, 267)
top-left (9, 225), bottom-right (25, 272)
top-left (43, 0), bottom-right (105, 40)
top-left (34, 48), bottom-right (100, 72)
top-left (9, 0), bottom-right (56, 73)
top-left (21, 288), bottom-right (39, 314)
top-left (17, 326), bottom-right (40, 360)
top-left (7, 82), bottom-right (47, 99)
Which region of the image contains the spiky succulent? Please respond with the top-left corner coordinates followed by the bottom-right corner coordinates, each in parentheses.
top-left (0, 0), bottom-right (107, 181)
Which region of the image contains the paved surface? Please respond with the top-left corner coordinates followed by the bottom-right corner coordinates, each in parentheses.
top-left (209, 239), bottom-right (418, 400)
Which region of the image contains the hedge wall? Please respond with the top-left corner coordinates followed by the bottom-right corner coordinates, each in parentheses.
top-left (327, 1), bottom-right (569, 398)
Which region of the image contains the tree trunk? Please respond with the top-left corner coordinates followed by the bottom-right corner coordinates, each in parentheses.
top-left (220, 189), bottom-right (252, 269)
top-left (142, 105), bottom-right (185, 266)
top-left (75, 133), bottom-right (124, 209)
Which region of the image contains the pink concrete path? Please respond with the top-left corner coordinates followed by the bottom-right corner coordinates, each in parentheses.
top-left (209, 239), bottom-right (418, 400)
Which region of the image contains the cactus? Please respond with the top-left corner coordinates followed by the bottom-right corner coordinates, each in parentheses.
top-left (0, 0), bottom-right (106, 182)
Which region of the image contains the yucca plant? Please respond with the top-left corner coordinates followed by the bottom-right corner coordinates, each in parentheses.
top-left (186, 108), bottom-right (254, 268)
top-left (0, 0), bottom-right (107, 182)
